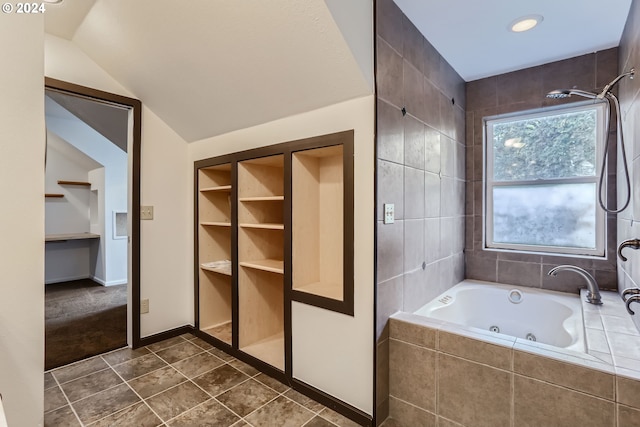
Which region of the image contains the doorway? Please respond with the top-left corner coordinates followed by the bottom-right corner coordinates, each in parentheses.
top-left (44, 78), bottom-right (142, 369)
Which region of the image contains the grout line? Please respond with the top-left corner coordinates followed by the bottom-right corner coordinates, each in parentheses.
top-left (49, 372), bottom-right (85, 427)
top-left (103, 360), bottom-right (166, 425)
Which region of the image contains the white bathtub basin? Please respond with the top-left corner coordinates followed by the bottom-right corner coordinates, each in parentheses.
top-left (414, 280), bottom-right (586, 352)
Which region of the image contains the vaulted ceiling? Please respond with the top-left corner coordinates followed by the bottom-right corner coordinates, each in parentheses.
top-left (44, 0), bottom-right (633, 141)
top-left (44, 0), bottom-right (373, 142)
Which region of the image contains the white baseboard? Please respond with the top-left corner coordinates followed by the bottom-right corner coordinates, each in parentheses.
top-left (91, 276), bottom-right (127, 287)
top-left (45, 274), bottom-right (91, 285)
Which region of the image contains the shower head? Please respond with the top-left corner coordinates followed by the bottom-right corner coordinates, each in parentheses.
top-left (546, 88), bottom-right (599, 99)
top-left (597, 67), bottom-right (635, 98)
top-left (546, 89), bottom-right (571, 99)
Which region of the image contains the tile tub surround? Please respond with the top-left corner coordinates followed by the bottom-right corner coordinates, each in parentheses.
top-left (386, 293), bottom-right (640, 427)
top-left (44, 333), bottom-right (363, 427)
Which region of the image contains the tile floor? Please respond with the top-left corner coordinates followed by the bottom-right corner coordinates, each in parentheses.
top-left (44, 333), bottom-right (363, 427)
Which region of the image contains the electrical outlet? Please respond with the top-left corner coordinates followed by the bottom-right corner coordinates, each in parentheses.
top-left (384, 203), bottom-right (395, 224)
top-left (140, 206), bottom-right (154, 220)
top-left (141, 299), bottom-right (149, 314)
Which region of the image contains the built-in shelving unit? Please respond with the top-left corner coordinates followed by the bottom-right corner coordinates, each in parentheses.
top-left (238, 154), bottom-right (285, 370)
top-left (197, 163), bottom-right (233, 345)
top-left (194, 130), bottom-right (354, 381)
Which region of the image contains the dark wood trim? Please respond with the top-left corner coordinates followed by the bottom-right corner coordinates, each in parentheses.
top-left (193, 130), bottom-right (362, 419)
top-left (193, 154), bottom-right (237, 350)
top-left (288, 130), bottom-right (355, 316)
top-left (283, 146), bottom-right (293, 377)
top-left (292, 378), bottom-right (373, 426)
top-left (45, 77), bottom-right (143, 348)
top-left (137, 325), bottom-right (195, 347)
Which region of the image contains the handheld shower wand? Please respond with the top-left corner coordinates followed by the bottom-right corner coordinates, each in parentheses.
top-left (546, 68), bottom-right (635, 214)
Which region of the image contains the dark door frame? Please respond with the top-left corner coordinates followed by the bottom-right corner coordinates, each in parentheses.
top-left (45, 77), bottom-right (143, 347)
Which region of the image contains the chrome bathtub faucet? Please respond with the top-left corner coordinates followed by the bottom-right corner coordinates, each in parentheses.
top-left (622, 287), bottom-right (640, 302)
top-left (626, 295), bottom-right (640, 315)
top-left (618, 238), bottom-right (640, 261)
top-left (547, 265), bottom-right (602, 305)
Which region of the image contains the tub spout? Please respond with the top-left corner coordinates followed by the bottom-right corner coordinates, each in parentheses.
top-left (547, 265), bottom-right (602, 305)
top-left (626, 295), bottom-right (640, 315)
top-left (618, 238), bottom-right (640, 261)
top-left (622, 287), bottom-right (640, 302)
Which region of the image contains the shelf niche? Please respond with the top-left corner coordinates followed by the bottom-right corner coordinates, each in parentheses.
top-left (238, 154), bottom-right (284, 370)
top-left (291, 138), bottom-right (354, 316)
top-left (197, 163), bottom-right (233, 345)
top-left (292, 145), bottom-right (343, 301)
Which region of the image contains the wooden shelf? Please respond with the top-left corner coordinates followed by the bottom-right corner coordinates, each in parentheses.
top-left (239, 259), bottom-right (284, 274)
top-left (241, 332), bottom-right (284, 371)
top-left (45, 193), bottom-right (64, 198)
top-left (201, 263), bottom-right (232, 276)
top-left (45, 233), bottom-right (100, 242)
top-left (239, 223), bottom-right (284, 230)
top-left (200, 185), bottom-right (232, 192)
top-left (239, 196), bottom-right (284, 202)
top-left (201, 221), bottom-right (232, 227)
top-left (57, 180), bottom-right (91, 186)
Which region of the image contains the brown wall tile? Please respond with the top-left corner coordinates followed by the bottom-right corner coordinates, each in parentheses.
top-left (618, 404), bottom-right (640, 427)
top-left (438, 331), bottom-right (512, 370)
top-left (438, 354), bottom-right (511, 427)
top-left (618, 376), bottom-right (640, 409)
top-left (377, 100), bottom-right (404, 164)
top-left (514, 375), bottom-right (615, 427)
top-left (389, 396), bottom-right (436, 427)
top-left (513, 350), bottom-right (615, 399)
top-left (377, 37), bottom-right (404, 108)
top-left (389, 318), bottom-right (436, 349)
top-left (389, 339), bottom-right (436, 411)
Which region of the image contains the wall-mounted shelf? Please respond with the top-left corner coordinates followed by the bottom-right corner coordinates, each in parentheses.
top-left (57, 180), bottom-right (91, 186)
top-left (45, 194), bottom-right (64, 198)
top-left (239, 223), bottom-right (284, 230)
top-left (201, 221), bottom-right (232, 227)
top-left (239, 259), bottom-right (284, 274)
top-left (45, 233), bottom-right (100, 242)
top-left (200, 185), bottom-right (232, 192)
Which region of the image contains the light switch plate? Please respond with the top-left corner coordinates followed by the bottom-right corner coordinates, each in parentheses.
top-left (384, 203), bottom-right (395, 224)
top-left (141, 206), bottom-right (154, 220)
top-left (141, 299), bottom-right (149, 314)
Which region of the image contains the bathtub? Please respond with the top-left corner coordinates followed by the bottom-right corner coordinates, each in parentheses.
top-left (414, 279), bottom-right (586, 352)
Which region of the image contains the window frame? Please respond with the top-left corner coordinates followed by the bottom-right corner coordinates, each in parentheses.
top-left (483, 101), bottom-right (608, 258)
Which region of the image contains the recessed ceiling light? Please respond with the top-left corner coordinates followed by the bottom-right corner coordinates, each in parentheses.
top-left (42, 0), bottom-right (63, 4)
top-left (509, 15), bottom-right (543, 33)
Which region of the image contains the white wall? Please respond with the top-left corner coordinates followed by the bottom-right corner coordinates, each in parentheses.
top-left (189, 95), bottom-right (375, 415)
top-left (46, 99), bottom-right (128, 286)
top-left (0, 13), bottom-right (45, 427)
top-left (45, 34), bottom-right (192, 338)
top-left (45, 132), bottom-right (102, 284)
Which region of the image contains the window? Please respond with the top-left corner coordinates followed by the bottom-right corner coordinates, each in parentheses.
top-left (484, 102), bottom-right (607, 257)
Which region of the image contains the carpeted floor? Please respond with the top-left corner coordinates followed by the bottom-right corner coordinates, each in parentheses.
top-left (45, 279), bottom-right (127, 370)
